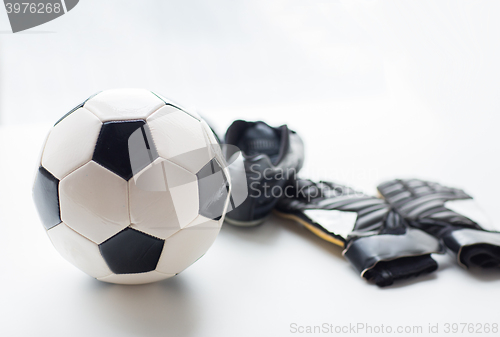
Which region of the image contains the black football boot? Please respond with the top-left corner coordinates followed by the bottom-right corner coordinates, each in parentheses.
top-left (223, 120), bottom-right (304, 226)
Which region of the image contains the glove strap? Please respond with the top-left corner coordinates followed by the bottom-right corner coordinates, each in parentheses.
top-left (343, 228), bottom-right (444, 286)
top-left (443, 229), bottom-right (500, 268)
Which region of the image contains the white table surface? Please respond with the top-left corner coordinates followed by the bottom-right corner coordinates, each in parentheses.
top-left (2, 103), bottom-right (500, 337)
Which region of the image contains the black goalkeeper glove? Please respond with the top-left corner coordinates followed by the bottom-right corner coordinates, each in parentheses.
top-left (378, 179), bottom-right (500, 269)
top-left (275, 179), bottom-right (443, 287)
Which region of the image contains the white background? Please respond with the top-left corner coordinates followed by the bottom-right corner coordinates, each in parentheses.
top-left (1, 1), bottom-right (500, 336)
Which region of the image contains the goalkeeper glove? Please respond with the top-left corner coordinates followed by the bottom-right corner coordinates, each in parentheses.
top-left (275, 179), bottom-right (443, 287)
top-left (378, 179), bottom-right (500, 268)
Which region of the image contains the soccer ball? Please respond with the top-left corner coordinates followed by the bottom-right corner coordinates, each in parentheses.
top-left (32, 89), bottom-right (231, 284)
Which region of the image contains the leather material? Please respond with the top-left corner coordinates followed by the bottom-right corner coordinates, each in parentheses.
top-left (32, 166), bottom-right (61, 230)
top-left (59, 161), bottom-right (130, 244)
top-left (84, 89), bottom-right (165, 123)
top-left (128, 158), bottom-right (198, 239)
top-left (33, 88), bottom-right (232, 284)
top-left (276, 179), bottom-right (444, 287)
top-left (146, 105), bottom-right (215, 174)
top-left (98, 271), bottom-right (175, 285)
top-left (43, 107), bottom-right (103, 180)
top-left (47, 222), bottom-right (112, 279)
top-left (378, 179), bottom-right (500, 268)
top-left (156, 220), bottom-right (222, 275)
top-left (93, 120), bottom-right (158, 181)
top-left (197, 158), bottom-right (230, 220)
top-left (99, 227), bottom-right (165, 274)
top-left (224, 120), bottom-right (304, 223)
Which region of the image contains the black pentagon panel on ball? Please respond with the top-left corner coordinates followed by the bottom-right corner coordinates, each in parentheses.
top-left (99, 227), bottom-right (165, 274)
top-left (54, 91), bottom-right (102, 126)
top-left (33, 166), bottom-right (61, 230)
top-left (197, 158), bottom-right (229, 220)
top-left (92, 120), bottom-right (159, 181)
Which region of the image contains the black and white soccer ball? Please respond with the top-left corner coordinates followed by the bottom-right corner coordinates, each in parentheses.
top-left (32, 88), bottom-right (231, 284)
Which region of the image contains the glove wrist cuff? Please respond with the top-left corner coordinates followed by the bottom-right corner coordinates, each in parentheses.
top-left (443, 229), bottom-right (500, 268)
top-left (343, 229), bottom-right (443, 286)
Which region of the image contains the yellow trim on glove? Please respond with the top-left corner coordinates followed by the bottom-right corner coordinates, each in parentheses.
top-left (274, 210), bottom-right (345, 248)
